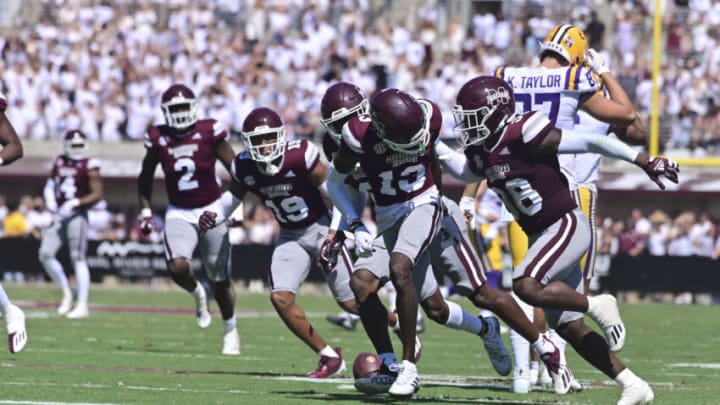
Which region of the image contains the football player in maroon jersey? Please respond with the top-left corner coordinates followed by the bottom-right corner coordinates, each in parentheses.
top-left (198, 107), bottom-right (357, 378)
top-left (438, 75), bottom-right (678, 404)
top-left (0, 90), bottom-right (28, 353)
top-left (327, 88), bottom-right (571, 397)
top-left (137, 84), bottom-right (240, 355)
top-left (39, 130), bottom-right (103, 319)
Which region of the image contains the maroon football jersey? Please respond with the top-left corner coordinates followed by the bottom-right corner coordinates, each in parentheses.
top-left (50, 156), bottom-right (100, 206)
top-left (232, 139), bottom-right (329, 230)
top-left (340, 99), bottom-right (441, 206)
top-left (464, 111), bottom-right (577, 235)
top-left (144, 119), bottom-right (227, 208)
top-left (322, 132), bottom-right (371, 194)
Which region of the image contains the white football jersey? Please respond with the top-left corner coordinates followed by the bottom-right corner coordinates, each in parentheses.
top-left (496, 64), bottom-right (600, 191)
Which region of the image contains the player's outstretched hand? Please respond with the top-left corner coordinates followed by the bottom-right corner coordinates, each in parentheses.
top-left (318, 232), bottom-right (346, 273)
top-left (585, 48), bottom-right (610, 75)
top-left (199, 210), bottom-right (218, 232)
top-left (636, 154), bottom-right (679, 190)
top-left (139, 215), bottom-right (156, 235)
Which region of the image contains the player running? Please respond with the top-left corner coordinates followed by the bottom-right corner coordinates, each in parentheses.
top-left (137, 84), bottom-right (240, 355)
top-left (439, 75), bottom-right (677, 404)
top-left (198, 107), bottom-right (357, 378)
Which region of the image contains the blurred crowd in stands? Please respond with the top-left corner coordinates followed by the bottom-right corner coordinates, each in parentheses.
top-left (1, 0), bottom-right (720, 155)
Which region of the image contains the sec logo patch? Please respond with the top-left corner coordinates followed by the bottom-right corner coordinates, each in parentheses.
top-left (244, 175), bottom-right (255, 186)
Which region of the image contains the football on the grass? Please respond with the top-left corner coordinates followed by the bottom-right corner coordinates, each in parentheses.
top-left (353, 352), bottom-right (382, 379)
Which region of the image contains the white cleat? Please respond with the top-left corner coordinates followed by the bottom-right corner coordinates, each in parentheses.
top-left (222, 328), bottom-right (241, 355)
top-left (195, 287), bottom-right (212, 329)
top-left (388, 360), bottom-right (419, 397)
top-left (5, 305), bottom-right (27, 353)
top-left (511, 368), bottom-right (531, 394)
top-left (57, 294), bottom-right (73, 316)
top-left (66, 305), bottom-right (89, 319)
top-left (617, 378), bottom-right (654, 405)
top-left (587, 294), bottom-right (626, 352)
top-left (570, 377), bottom-right (583, 392)
top-left (539, 335), bottom-right (573, 395)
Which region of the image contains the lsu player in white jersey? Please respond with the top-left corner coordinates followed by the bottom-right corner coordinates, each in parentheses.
top-left (493, 24), bottom-right (645, 393)
top-left (573, 90), bottom-right (646, 294)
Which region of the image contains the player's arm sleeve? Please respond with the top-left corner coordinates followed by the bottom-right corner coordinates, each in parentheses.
top-left (43, 179), bottom-right (58, 213)
top-left (435, 140), bottom-right (485, 183)
top-left (327, 162), bottom-right (365, 224)
top-left (558, 129), bottom-right (639, 163)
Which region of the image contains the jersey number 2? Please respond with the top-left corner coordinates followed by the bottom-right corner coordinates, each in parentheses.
top-left (174, 158), bottom-right (199, 191)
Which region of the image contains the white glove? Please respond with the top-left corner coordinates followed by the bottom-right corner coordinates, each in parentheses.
top-left (585, 48), bottom-right (610, 75)
top-left (350, 221), bottom-right (374, 258)
top-left (458, 196), bottom-right (476, 223)
top-left (57, 198), bottom-right (80, 219)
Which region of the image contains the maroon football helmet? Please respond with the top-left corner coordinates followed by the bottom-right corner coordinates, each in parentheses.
top-left (370, 88), bottom-right (430, 155)
top-left (241, 107), bottom-right (286, 165)
top-left (453, 76), bottom-right (515, 148)
top-left (320, 82), bottom-right (368, 143)
top-left (63, 130), bottom-right (88, 160)
top-left (161, 84), bottom-right (199, 131)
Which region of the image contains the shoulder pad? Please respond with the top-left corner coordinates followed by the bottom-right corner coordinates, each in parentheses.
top-left (521, 111), bottom-right (554, 144)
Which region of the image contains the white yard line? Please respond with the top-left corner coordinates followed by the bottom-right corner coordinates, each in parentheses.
top-left (0, 381), bottom-right (249, 395)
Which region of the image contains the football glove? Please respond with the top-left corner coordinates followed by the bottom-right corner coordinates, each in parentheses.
top-left (459, 196), bottom-right (476, 223)
top-left (585, 48), bottom-right (610, 75)
top-left (317, 231), bottom-right (346, 273)
top-left (350, 220), bottom-right (374, 258)
top-left (57, 198), bottom-right (79, 219)
top-left (139, 209), bottom-right (156, 235)
top-left (637, 154), bottom-right (679, 190)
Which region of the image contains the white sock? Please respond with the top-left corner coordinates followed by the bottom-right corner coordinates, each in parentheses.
top-left (193, 284), bottom-right (206, 302)
top-left (0, 283), bottom-right (11, 314)
top-left (42, 257), bottom-right (71, 292)
top-left (547, 329), bottom-right (567, 352)
top-left (223, 314), bottom-right (237, 333)
top-left (73, 261), bottom-right (90, 306)
top-left (348, 313), bottom-right (360, 322)
top-left (511, 328), bottom-right (530, 374)
top-left (384, 283), bottom-right (397, 312)
top-left (531, 335), bottom-right (555, 355)
top-left (445, 301), bottom-right (484, 334)
top-left (586, 295), bottom-right (600, 315)
top-left (379, 352), bottom-right (398, 368)
top-left (510, 291), bottom-right (534, 372)
top-left (614, 368), bottom-right (638, 388)
top-left (319, 345), bottom-right (339, 358)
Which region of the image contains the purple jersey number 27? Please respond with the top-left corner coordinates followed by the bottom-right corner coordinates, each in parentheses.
top-left (514, 93), bottom-right (560, 123)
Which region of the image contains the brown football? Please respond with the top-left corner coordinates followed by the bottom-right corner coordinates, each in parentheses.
top-left (352, 352), bottom-right (382, 379)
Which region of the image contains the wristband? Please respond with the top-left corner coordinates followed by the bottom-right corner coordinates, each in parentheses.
top-left (141, 208), bottom-right (152, 218)
top-left (0, 157), bottom-right (4, 166)
top-left (349, 219), bottom-right (364, 232)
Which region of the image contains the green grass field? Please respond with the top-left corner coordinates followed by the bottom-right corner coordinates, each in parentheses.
top-left (1, 283), bottom-right (719, 404)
